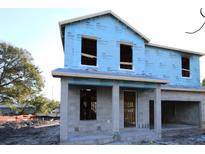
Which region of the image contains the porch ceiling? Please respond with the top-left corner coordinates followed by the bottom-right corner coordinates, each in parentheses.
top-left (52, 68), bottom-right (168, 84)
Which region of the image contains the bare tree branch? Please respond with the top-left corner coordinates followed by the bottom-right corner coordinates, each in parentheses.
top-left (0, 75), bottom-right (23, 87)
top-left (200, 8), bottom-right (205, 17)
top-left (186, 22), bottom-right (205, 34)
top-left (186, 8), bottom-right (205, 34)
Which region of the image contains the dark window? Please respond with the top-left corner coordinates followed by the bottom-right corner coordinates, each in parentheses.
top-left (81, 38), bottom-right (97, 66)
top-left (80, 88), bottom-right (96, 120)
top-left (120, 44), bottom-right (133, 69)
top-left (181, 56), bottom-right (190, 77)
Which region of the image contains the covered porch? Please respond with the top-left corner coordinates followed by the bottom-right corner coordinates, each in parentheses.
top-left (52, 69), bottom-right (168, 144)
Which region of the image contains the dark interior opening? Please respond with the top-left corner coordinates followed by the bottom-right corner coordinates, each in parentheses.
top-left (124, 91), bottom-right (136, 127)
top-left (149, 100), bottom-right (154, 129)
top-left (80, 88), bottom-right (97, 120)
top-left (149, 100), bottom-right (200, 129)
top-left (161, 101), bottom-right (200, 126)
top-left (120, 44), bottom-right (132, 69)
top-left (182, 56), bottom-right (190, 77)
top-left (81, 38), bottom-right (97, 66)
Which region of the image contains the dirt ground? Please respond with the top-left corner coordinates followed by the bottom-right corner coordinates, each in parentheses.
top-left (1, 120), bottom-right (205, 145)
top-left (0, 118), bottom-right (60, 145)
top-left (112, 129), bottom-right (205, 145)
top-left (154, 129), bottom-right (205, 145)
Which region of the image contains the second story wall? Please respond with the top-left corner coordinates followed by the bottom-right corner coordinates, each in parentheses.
top-left (145, 46), bottom-right (200, 87)
top-left (63, 14), bottom-right (201, 88)
top-left (64, 14), bottom-right (145, 74)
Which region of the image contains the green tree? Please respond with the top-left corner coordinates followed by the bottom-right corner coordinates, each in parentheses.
top-left (202, 78), bottom-right (205, 87)
top-left (0, 42), bottom-right (44, 114)
top-left (30, 95), bottom-right (59, 114)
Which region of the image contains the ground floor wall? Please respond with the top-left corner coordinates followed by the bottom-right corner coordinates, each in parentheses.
top-left (68, 86), bottom-right (113, 133)
top-left (162, 90), bottom-right (205, 128)
top-left (142, 90), bottom-right (205, 128)
top-left (66, 85), bottom-right (205, 133)
top-left (67, 85), bottom-right (152, 133)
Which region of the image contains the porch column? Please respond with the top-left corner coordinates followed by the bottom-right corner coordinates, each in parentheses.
top-left (154, 85), bottom-right (162, 136)
top-left (112, 81), bottom-right (120, 135)
top-left (60, 78), bottom-right (69, 143)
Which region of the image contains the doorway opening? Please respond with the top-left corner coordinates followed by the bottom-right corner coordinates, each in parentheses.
top-left (124, 91), bottom-right (136, 127)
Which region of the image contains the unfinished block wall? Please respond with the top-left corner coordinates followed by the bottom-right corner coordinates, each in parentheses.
top-left (67, 86), bottom-right (131, 133)
top-left (174, 102), bottom-right (200, 125)
top-left (136, 90), bottom-right (205, 128)
top-left (161, 90), bottom-right (205, 127)
top-left (67, 86), bottom-right (113, 133)
top-left (67, 85), bottom-right (153, 133)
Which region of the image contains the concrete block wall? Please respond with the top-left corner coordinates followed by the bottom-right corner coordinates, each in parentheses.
top-left (135, 89), bottom-right (205, 128)
top-left (68, 86), bottom-right (133, 133)
top-left (137, 90), bottom-right (151, 128)
top-left (175, 102), bottom-right (200, 125)
top-left (67, 86), bottom-right (152, 133)
top-left (161, 90), bottom-right (205, 128)
top-left (66, 84), bottom-right (205, 135)
top-left (68, 86), bottom-right (113, 133)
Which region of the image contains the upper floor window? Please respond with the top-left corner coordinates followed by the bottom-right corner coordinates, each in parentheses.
top-left (181, 56), bottom-right (190, 77)
top-left (120, 44), bottom-right (133, 70)
top-left (81, 37), bottom-right (97, 66)
top-left (80, 88), bottom-right (97, 120)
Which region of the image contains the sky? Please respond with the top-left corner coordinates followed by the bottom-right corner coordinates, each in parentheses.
top-left (1, 0), bottom-right (205, 101)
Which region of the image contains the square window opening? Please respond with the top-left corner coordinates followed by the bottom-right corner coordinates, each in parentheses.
top-left (81, 37), bottom-right (97, 66)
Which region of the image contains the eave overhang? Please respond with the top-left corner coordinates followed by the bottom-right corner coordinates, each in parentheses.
top-left (52, 68), bottom-right (168, 84)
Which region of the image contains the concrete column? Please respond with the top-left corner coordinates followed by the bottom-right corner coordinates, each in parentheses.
top-left (154, 86), bottom-right (161, 136)
top-left (60, 78), bottom-right (69, 143)
top-left (112, 81), bottom-right (120, 135)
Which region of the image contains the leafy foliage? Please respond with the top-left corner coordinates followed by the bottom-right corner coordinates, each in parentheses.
top-left (30, 95), bottom-right (59, 114)
top-left (202, 78), bottom-right (205, 87)
top-left (0, 42), bottom-right (58, 114)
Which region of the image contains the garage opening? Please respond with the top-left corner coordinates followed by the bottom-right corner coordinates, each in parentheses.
top-left (149, 100), bottom-right (200, 130)
top-left (162, 101), bottom-right (200, 129)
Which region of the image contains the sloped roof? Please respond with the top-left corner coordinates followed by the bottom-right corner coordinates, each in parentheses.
top-left (146, 43), bottom-right (205, 56)
top-left (59, 10), bottom-right (150, 44)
